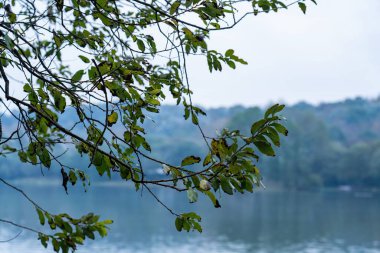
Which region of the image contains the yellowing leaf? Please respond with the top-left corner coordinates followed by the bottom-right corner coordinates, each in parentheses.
top-left (181, 156), bottom-right (201, 166)
top-left (107, 111), bottom-right (118, 126)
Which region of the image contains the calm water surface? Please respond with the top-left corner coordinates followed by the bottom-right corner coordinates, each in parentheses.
top-left (0, 183), bottom-right (379, 253)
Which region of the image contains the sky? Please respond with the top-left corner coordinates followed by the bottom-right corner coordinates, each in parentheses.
top-left (184, 0), bottom-right (380, 108)
top-left (2, 0), bottom-right (379, 110)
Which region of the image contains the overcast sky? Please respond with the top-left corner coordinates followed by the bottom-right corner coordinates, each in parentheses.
top-left (183, 0), bottom-right (380, 108)
top-left (3, 0), bottom-right (379, 110)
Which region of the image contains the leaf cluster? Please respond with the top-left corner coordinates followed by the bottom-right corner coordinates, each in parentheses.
top-left (0, 0), bottom-right (314, 251)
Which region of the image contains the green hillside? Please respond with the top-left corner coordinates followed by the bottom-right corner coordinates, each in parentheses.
top-left (2, 97), bottom-right (380, 190)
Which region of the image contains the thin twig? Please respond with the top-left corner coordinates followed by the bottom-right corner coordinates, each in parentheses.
top-left (0, 231), bottom-right (22, 243)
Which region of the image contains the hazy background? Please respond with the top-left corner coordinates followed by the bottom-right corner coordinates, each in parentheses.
top-left (184, 0), bottom-right (380, 107)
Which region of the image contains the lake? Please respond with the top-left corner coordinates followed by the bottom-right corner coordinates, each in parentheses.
top-left (0, 182), bottom-right (379, 253)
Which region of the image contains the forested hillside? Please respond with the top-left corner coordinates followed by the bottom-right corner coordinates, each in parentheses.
top-left (2, 97), bottom-right (380, 190)
top-left (227, 97), bottom-right (380, 190)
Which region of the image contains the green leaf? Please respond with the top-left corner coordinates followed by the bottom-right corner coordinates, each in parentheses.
top-left (226, 60), bottom-right (236, 69)
top-left (23, 83), bottom-right (33, 93)
top-left (102, 219), bottom-right (113, 225)
top-left (3, 145), bottom-right (16, 152)
top-left (298, 2), bottom-right (306, 14)
top-left (182, 212), bottom-right (201, 221)
top-left (191, 113), bottom-right (199, 125)
top-left (8, 12), bottom-right (17, 23)
top-left (210, 178), bottom-right (220, 191)
top-left (18, 151), bottom-right (28, 162)
top-left (225, 49), bottom-right (234, 57)
top-left (39, 148), bottom-right (51, 168)
top-left (264, 127), bottom-right (281, 147)
top-left (192, 221), bottom-right (202, 232)
top-left (204, 191), bottom-right (221, 208)
top-left (28, 91), bottom-right (38, 105)
top-left (52, 91), bottom-right (66, 112)
top-left (71, 70), bottom-right (85, 83)
top-left (265, 104), bottom-right (285, 118)
top-left (191, 175), bottom-right (200, 188)
top-left (96, 0), bottom-right (108, 8)
top-left (251, 119), bottom-right (266, 135)
top-left (136, 39), bottom-right (145, 52)
top-left (141, 139), bottom-right (152, 152)
top-left (97, 226), bottom-right (108, 237)
top-left (95, 13), bottom-right (113, 26)
top-left (203, 153), bottom-right (212, 166)
top-left (58, 96), bottom-right (66, 112)
top-left (4, 34), bottom-right (14, 49)
top-left (230, 178), bottom-right (243, 193)
top-left (53, 35), bottom-right (62, 48)
top-left (146, 37), bottom-right (157, 54)
top-left (181, 156), bottom-right (201, 166)
top-left (220, 177), bottom-right (233, 195)
top-left (187, 188), bottom-right (198, 203)
top-left (272, 123), bottom-right (288, 136)
top-left (38, 233), bottom-right (49, 248)
top-left (79, 55), bottom-right (90, 63)
top-left (170, 1), bottom-right (181, 15)
top-left (107, 111), bottom-right (118, 126)
top-left (164, 20), bottom-right (178, 29)
top-left (175, 216), bottom-right (184, 231)
top-left (69, 170), bottom-right (77, 185)
top-left (36, 208), bottom-right (45, 225)
top-left (242, 177), bottom-right (253, 192)
top-left (254, 140), bottom-right (275, 156)
top-left (146, 97), bottom-right (160, 106)
top-left (124, 131), bottom-right (131, 142)
top-left (92, 152), bottom-right (103, 166)
top-left (52, 238), bottom-right (59, 252)
top-left (182, 219), bottom-right (191, 231)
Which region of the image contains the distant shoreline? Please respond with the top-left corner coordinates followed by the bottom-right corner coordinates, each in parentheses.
top-left (6, 177), bottom-right (380, 194)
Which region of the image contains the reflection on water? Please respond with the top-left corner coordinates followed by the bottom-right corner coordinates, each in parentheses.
top-left (0, 183), bottom-right (379, 252)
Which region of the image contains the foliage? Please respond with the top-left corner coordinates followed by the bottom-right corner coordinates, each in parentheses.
top-left (0, 0), bottom-right (315, 251)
